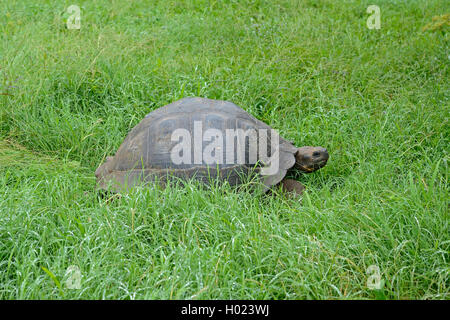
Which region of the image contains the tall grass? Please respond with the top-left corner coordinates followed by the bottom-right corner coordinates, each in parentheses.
top-left (0, 0), bottom-right (448, 299)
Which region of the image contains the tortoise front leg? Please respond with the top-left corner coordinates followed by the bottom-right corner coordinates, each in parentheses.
top-left (279, 178), bottom-right (305, 196)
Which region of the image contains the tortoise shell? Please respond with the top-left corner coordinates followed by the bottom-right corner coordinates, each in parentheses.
top-left (95, 97), bottom-right (298, 191)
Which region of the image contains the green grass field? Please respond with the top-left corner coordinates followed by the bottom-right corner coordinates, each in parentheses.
top-left (0, 0), bottom-right (448, 299)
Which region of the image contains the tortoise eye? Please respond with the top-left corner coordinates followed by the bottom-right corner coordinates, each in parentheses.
top-left (312, 151), bottom-right (321, 157)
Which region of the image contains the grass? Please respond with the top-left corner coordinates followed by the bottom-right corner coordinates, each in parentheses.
top-left (0, 0), bottom-right (448, 299)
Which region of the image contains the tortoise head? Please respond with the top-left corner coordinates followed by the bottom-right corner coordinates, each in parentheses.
top-left (294, 146), bottom-right (329, 173)
top-left (95, 156), bottom-right (114, 180)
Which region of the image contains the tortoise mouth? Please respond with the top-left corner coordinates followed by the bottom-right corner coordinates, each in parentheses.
top-left (296, 159), bottom-right (328, 172)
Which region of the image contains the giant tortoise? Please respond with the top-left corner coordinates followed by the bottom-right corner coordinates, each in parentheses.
top-left (95, 97), bottom-right (329, 195)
